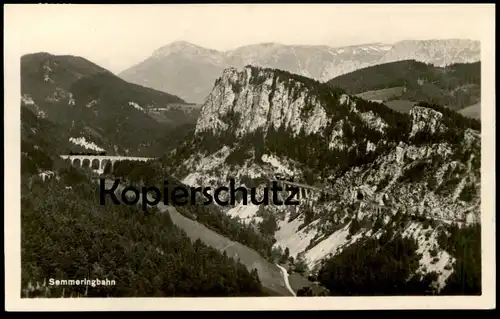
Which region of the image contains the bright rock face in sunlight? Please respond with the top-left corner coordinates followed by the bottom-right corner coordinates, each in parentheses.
top-left (195, 67), bottom-right (329, 137)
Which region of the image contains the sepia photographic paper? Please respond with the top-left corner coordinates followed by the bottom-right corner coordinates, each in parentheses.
top-left (4, 3), bottom-right (496, 311)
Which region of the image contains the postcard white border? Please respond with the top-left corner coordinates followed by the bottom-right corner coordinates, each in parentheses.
top-left (4, 4), bottom-right (496, 311)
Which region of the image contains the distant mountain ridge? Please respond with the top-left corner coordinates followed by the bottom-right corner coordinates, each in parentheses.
top-left (377, 39), bottom-right (481, 67)
top-left (119, 39), bottom-right (480, 103)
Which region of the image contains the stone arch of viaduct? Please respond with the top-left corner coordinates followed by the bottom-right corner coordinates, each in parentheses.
top-left (60, 155), bottom-right (154, 172)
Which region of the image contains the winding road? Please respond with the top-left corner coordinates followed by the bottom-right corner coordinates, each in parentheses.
top-left (275, 264), bottom-right (297, 296)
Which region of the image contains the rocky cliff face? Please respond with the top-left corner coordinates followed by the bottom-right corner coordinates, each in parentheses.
top-left (195, 67), bottom-right (329, 137)
top-left (165, 66), bottom-right (481, 293)
top-left (409, 106), bottom-right (446, 138)
top-left (195, 66), bottom-right (391, 149)
top-left (119, 39), bottom-right (480, 103)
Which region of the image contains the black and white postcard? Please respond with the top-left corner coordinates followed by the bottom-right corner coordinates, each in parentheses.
top-left (4, 3), bottom-right (496, 311)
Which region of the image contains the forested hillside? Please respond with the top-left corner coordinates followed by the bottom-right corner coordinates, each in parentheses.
top-left (22, 171), bottom-right (265, 297)
top-left (21, 53), bottom-right (196, 156)
top-left (327, 60), bottom-right (480, 110)
top-left (21, 117), bottom-right (267, 297)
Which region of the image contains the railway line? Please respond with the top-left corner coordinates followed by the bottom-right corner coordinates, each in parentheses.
top-left (270, 176), bottom-right (467, 225)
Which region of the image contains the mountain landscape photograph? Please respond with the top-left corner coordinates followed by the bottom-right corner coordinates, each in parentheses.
top-left (5, 3), bottom-right (496, 311)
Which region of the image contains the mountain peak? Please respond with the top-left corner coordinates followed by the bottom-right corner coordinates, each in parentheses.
top-left (152, 41), bottom-right (217, 58)
top-left (168, 40), bottom-right (202, 48)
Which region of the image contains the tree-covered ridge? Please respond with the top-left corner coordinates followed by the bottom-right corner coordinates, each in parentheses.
top-left (21, 53), bottom-right (185, 104)
top-left (316, 212), bottom-right (481, 296)
top-left (70, 71), bottom-right (186, 108)
top-left (246, 65), bottom-right (324, 89)
top-left (327, 60), bottom-right (480, 110)
top-left (21, 53), bottom-right (108, 97)
top-left (21, 52), bottom-right (194, 157)
top-left (238, 65), bottom-right (480, 133)
top-left (21, 166), bottom-right (266, 298)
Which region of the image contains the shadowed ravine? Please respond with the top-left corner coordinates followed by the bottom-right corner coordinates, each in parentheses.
top-left (105, 179), bottom-right (295, 296)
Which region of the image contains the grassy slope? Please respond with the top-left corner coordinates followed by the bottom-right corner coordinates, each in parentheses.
top-left (458, 102), bottom-right (481, 119)
top-left (355, 87), bottom-right (406, 101)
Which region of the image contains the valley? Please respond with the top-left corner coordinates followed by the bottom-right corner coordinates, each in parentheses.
top-left (106, 179), bottom-right (296, 296)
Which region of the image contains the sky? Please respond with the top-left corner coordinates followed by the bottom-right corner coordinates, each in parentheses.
top-left (5, 4), bottom-right (494, 74)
